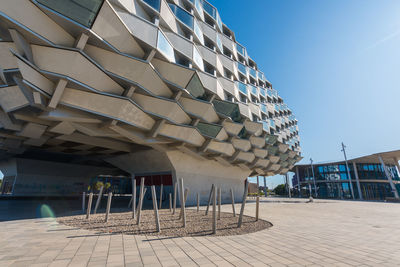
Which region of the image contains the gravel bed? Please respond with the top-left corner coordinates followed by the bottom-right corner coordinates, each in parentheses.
top-left (57, 209), bottom-right (272, 237)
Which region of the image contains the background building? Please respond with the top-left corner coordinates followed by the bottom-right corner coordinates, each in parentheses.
top-left (293, 150), bottom-right (400, 201)
top-left (0, 0), bottom-right (300, 204)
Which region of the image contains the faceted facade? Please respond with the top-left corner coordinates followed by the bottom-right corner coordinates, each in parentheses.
top-left (0, 0), bottom-right (301, 202)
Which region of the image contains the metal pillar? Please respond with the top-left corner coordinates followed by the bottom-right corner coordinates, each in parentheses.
top-left (378, 156), bottom-right (400, 199)
top-left (394, 158), bottom-right (400, 179)
top-left (284, 174), bottom-right (291, 198)
top-left (352, 162), bottom-right (363, 200)
top-left (296, 166), bottom-right (301, 197)
top-left (306, 167), bottom-right (312, 197)
top-left (310, 158), bottom-right (318, 198)
top-left (341, 143), bottom-right (355, 200)
top-left (263, 176), bottom-right (267, 197)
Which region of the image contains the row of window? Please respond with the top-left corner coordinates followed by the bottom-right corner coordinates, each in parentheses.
top-left (298, 163), bottom-right (399, 181)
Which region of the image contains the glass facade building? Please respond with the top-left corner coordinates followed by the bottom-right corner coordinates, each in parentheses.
top-left (293, 150), bottom-right (400, 201)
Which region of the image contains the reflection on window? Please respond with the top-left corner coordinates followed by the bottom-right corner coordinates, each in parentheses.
top-left (260, 104), bottom-right (267, 113)
top-left (260, 88), bottom-right (266, 97)
top-left (194, 0), bottom-right (203, 14)
top-left (192, 46), bottom-right (204, 71)
top-left (36, 0), bottom-right (104, 28)
top-left (269, 119), bottom-right (275, 127)
top-left (142, 0), bottom-right (161, 11)
top-left (238, 127), bottom-right (247, 139)
top-left (186, 73), bottom-right (205, 99)
top-left (157, 30), bottom-right (175, 63)
top-left (216, 35), bottom-right (223, 53)
top-left (257, 71), bottom-right (264, 81)
top-left (249, 67), bottom-right (257, 78)
top-left (267, 145), bottom-right (278, 155)
top-left (250, 85), bottom-right (258, 96)
top-left (262, 121), bottom-right (269, 131)
top-left (236, 43), bottom-right (245, 56)
top-left (237, 81), bottom-right (248, 95)
top-left (216, 12), bottom-right (223, 30)
top-left (193, 20), bottom-right (204, 44)
top-left (237, 62), bottom-right (247, 75)
top-left (202, 0), bottom-right (216, 19)
top-left (212, 99), bottom-right (241, 122)
top-left (196, 122), bottom-right (222, 138)
top-left (169, 4), bottom-right (194, 29)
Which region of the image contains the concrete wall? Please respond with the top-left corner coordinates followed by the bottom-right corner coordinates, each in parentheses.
top-left (166, 150), bottom-right (251, 205)
top-left (106, 149), bottom-right (251, 206)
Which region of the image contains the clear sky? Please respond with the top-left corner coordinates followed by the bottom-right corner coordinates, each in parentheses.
top-left (208, 0), bottom-right (400, 188)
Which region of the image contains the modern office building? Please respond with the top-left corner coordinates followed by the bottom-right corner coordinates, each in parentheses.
top-left (292, 150), bottom-right (400, 201)
top-left (0, 0), bottom-right (301, 204)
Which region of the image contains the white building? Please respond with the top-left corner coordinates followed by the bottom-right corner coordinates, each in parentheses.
top-left (0, 0), bottom-right (301, 204)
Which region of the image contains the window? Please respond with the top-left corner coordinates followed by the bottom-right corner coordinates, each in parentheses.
top-left (193, 20), bottom-right (204, 44)
top-left (37, 0), bottom-right (104, 28)
top-left (169, 4), bottom-right (194, 29)
top-left (239, 94), bottom-right (247, 103)
top-left (192, 46), bottom-right (204, 71)
top-left (157, 30), bottom-right (175, 63)
top-left (142, 0), bottom-right (161, 11)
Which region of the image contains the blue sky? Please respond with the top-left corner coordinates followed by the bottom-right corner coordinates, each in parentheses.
top-left (208, 0), bottom-right (400, 188)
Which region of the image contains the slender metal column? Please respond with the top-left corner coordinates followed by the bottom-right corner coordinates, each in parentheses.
top-left (136, 177), bottom-right (145, 225)
top-left (86, 192), bottom-right (93, 220)
top-left (263, 176), bottom-right (267, 197)
top-left (94, 186), bottom-right (104, 214)
top-left (238, 180), bottom-right (249, 228)
top-left (218, 187), bottom-right (221, 220)
top-left (180, 178), bottom-right (186, 227)
top-left (159, 184), bottom-right (163, 209)
top-left (131, 177), bottom-right (136, 219)
top-left (173, 182), bottom-right (177, 214)
top-left (352, 162), bottom-right (363, 200)
top-left (105, 192), bottom-right (112, 222)
top-left (296, 166), bottom-right (301, 197)
top-left (212, 186), bottom-right (217, 234)
top-left (230, 188), bottom-right (236, 216)
top-left (285, 173), bottom-right (291, 198)
top-left (378, 156), bottom-right (400, 199)
top-left (341, 143), bottom-right (355, 200)
top-left (310, 158), bottom-right (318, 198)
top-left (82, 192), bottom-right (86, 213)
top-left (169, 193), bottom-right (172, 212)
top-left (197, 193), bottom-right (200, 212)
top-left (306, 168), bottom-right (312, 197)
top-left (151, 185), bottom-right (161, 233)
top-left (205, 184), bottom-right (215, 215)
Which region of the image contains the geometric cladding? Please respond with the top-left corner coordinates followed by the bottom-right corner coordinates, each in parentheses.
top-left (0, 0), bottom-right (301, 176)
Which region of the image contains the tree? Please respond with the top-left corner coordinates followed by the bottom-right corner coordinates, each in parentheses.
top-left (273, 184), bottom-right (287, 196)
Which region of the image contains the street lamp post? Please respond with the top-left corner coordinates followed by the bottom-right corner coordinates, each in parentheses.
top-left (341, 142), bottom-right (355, 200)
top-left (310, 158), bottom-right (318, 198)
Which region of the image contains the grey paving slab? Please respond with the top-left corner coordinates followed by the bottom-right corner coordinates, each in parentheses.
top-left (1, 198), bottom-right (400, 266)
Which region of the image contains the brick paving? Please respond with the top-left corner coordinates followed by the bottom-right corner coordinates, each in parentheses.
top-left (0, 198), bottom-right (399, 266)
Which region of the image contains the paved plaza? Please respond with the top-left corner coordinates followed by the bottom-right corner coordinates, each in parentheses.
top-left (0, 198), bottom-right (399, 267)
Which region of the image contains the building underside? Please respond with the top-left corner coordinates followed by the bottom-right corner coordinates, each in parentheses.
top-left (0, 0), bottom-right (301, 204)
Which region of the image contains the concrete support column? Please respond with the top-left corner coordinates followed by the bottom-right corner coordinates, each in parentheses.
top-left (352, 162), bottom-right (363, 200)
top-left (378, 156), bottom-right (400, 199)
